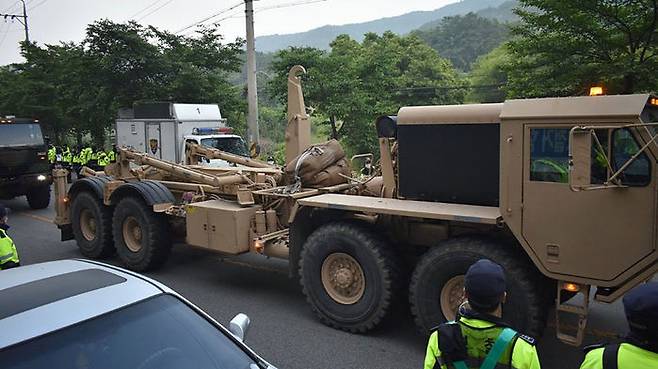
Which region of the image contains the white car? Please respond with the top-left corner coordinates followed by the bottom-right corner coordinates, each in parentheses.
top-left (0, 259), bottom-right (277, 369)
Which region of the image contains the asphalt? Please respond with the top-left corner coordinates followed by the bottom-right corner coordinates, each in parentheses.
top-left (1, 192), bottom-right (652, 369)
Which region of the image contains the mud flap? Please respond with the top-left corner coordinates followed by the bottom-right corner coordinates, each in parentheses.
top-left (59, 223), bottom-right (74, 241)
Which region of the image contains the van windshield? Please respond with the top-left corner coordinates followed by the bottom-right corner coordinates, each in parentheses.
top-left (201, 137), bottom-right (249, 157)
top-left (0, 124), bottom-right (44, 147)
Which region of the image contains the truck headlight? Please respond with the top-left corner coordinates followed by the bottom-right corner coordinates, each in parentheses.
top-left (37, 175), bottom-right (47, 181)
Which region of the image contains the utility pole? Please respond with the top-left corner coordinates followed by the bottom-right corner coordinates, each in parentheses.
top-left (245, 0), bottom-right (259, 153)
top-left (20, 0), bottom-right (29, 43)
top-left (1, 0), bottom-right (29, 44)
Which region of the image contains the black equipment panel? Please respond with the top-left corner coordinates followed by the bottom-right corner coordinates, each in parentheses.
top-left (397, 123), bottom-right (500, 207)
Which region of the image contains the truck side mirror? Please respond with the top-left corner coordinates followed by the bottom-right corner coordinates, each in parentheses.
top-left (568, 128), bottom-right (592, 191)
top-left (229, 313), bottom-right (250, 342)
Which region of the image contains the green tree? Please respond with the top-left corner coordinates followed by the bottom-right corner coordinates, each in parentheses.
top-left (467, 45), bottom-right (511, 103)
top-left (508, 0), bottom-right (658, 97)
top-left (0, 20), bottom-right (245, 147)
top-left (268, 32), bottom-right (465, 156)
top-left (414, 13), bottom-right (510, 71)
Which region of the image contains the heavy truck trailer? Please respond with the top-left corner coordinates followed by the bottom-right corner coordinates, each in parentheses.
top-left (54, 66), bottom-right (658, 345)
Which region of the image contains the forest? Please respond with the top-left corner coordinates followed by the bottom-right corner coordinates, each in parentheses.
top-left (1, 0), bottom-right (657, 161)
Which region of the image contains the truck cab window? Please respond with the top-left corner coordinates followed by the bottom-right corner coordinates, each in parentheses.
top-left (590, 129), bottom-right (609, 185)
top-left (611, 129), bottom-right (651, 186)
top-left (530, 128), bottom-right (617, 184)
top-left (530, 128), bottom-right (570, 183)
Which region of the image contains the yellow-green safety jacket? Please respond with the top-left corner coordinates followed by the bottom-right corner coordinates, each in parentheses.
top-left (107, 150), bottom-right (116, 162)
top-left (48, 147), bottom-right (56, 163)
top-left (63, 147), bottom-right (72, 164)
top-left (424, 314), bottom-right (540, 369)
top-left (0, 227), bottom-right (20, 269)
top-left (580, 342), bottom-right (658, 369)
top-left (97, 152), bottom-right (109, 167)
top-left (80, 147), bottom-right (93, 165)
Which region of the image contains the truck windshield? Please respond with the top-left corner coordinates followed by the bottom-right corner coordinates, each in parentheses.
top-left (201, 137), bottom-right (249, 157)
top-left (0, 124), bottom-right (44, 147)
top-left (0, 294), bottom-right (261, 369)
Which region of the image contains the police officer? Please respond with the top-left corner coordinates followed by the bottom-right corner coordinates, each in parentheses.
top-left (579, 282), bottom-right (658, 369)
top-left (107, 148), bottom-right (116, 163)
top-left (0, 205), bottom-right (20, 270)
top-left (424, 259), bottom-right (541, 369)
top-left (47, 145), bottom-right (56, 164)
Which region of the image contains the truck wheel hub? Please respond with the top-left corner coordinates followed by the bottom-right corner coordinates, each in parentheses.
top-left (123, 216), bottom-right (143, 252)
top-left (321, 253), bottom-right (365, 305)
top-left (440, 275), bottom-right (465, 321)
top-left (80, 209), bottom-right (96, 241)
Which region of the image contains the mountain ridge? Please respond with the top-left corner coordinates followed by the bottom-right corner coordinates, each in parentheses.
top-left (255, 0), bottom-right (509, 52)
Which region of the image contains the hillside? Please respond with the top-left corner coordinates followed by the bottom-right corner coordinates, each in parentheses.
top-left (255, 0), bottom-right (509, 52)
top-left (414, 13), bottom-right (510, 71)
top-left (418, 0), bottom-right (518, 30)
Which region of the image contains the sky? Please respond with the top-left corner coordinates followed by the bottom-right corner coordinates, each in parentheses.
top-left (0, 0), bottom-right (458, 65)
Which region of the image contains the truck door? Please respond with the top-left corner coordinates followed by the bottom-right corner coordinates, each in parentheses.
top-left (521, 125), bottom-right (656, 282)
top-left (146, 123), bottom-right (161, 158)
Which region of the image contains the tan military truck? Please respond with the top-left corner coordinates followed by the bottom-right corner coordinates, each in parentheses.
top-left (53, 66), bottom-right (658, 345)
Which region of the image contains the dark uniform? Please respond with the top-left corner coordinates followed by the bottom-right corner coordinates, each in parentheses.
top-left (580, 282), bottom-right (658, 369)
top-left (423, 260), bottom-right (540, 369)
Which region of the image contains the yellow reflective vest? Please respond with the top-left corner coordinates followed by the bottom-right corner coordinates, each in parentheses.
top-left (48, 147), bottom-right (56, 163)
top-left (424, 316), bottom-right (541, 369)
top-left (0, 227), bottom-right (19, 269)
top-left (580, 343), bottom-right (658, 369)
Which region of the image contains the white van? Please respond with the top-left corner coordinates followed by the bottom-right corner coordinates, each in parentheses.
top-left (115, 103), bottom-right (249, 167)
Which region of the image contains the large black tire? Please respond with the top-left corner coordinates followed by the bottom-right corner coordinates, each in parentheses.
top-left (299, 222), bottom-right (401, 333)
top-left (409, 237), bottom-right (547, 338)
top-left (26, 185), bottom-right (50, 209)
top-left (70, 191), bottom-right (115, 258)
top-left (112, 196), bottom-right (171, 272)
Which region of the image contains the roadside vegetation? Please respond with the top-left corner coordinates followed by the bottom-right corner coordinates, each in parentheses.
top-left (1, 0), bottom-right (657, 160)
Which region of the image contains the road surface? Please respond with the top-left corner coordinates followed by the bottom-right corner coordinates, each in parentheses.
top-left (2, 194), bottom-right (647, 369)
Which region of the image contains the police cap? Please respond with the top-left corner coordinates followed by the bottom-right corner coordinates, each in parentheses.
top-left (465, 259), bottom-right (506, 311)
top-left (623, 282), bottom-right (658, 334)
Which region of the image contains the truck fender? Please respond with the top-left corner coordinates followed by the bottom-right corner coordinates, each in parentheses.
top-left (69, 176), bottom-right (111, 201)
top-left (109, 180), bottom-right (175, 207)
top-left (288, 207), bottom-right (347, 280)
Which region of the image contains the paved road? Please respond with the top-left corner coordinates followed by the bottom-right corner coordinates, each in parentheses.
top-left (2, 194), bottom-right (650, 369)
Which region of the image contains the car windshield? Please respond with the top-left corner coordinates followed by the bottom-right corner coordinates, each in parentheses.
top-left (201, 137), bottom-right (249, 157)
top-left (0, 295), bottom-right (261, 369)
top-left (0, 124), bottom-right (44, 147)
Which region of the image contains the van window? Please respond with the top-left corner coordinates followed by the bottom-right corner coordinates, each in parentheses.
top-left (201, 137), bottom-right (248, 157)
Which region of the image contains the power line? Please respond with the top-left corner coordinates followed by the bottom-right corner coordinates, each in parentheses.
top-left (178, 0), bottom-right (328, 36)
top-left (179, 9), bottom-right (243, 36)
top-left (135, 0), bottom-right (175, 22)
top-left (2, 1), bottom-right (19, 13)
top-left (127, 0), bottom-right (167, 20)
top-left (27, 0), bottom-right (47, 11)
top-left (175, 0), bottom-right (243, 34)
top-left (255, 0), bottom-right (326, 13)
top-left (0, 20), bottom-right (12, 49)
top-left (1, 0), bottom-right (29, 43)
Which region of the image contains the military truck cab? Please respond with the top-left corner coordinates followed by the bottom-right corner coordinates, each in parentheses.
top-left (380, 94), bottom-right (658, 344)
top-left (0, 117), bottom-right (52, 209)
